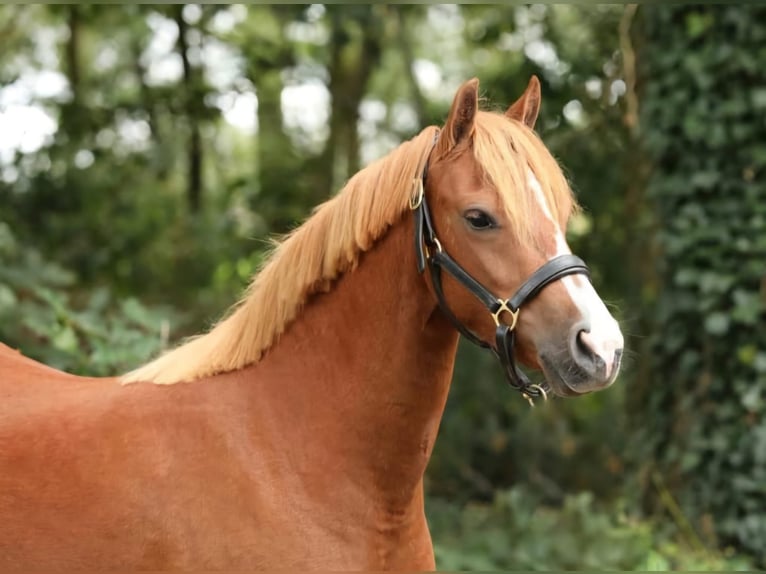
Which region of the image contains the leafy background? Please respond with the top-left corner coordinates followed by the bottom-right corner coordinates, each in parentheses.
top-left (0, 5), bottom-right (762, 570)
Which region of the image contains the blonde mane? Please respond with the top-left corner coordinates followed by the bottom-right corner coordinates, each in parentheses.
top-left (122, 113), bottom-right (576, 385)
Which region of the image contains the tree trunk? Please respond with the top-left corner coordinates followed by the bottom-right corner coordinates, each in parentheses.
top-left (635, 5), bottom-right (766, 565)
top-left (174, 6), bottom-right (203, 213)
top-left (393, 6), bottom-right (428, 126)
top-left (130, 33), bottom-right (159, 147)
top-left (245, 6), bottom-right (306, 233)
top-left (321, 6), bottom-right (384, 195)
top-left (66, 6), bottom-right (81, 107)
top-left (60, 4), bottom-right (87, 140)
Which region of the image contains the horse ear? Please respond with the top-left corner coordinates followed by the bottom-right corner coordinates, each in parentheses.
top-left (440, 78), bottom-right (479, 151)
top-left (506, 75), bottom-right (541, 129)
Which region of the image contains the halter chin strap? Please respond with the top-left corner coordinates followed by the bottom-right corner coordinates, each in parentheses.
top-left (411, 137), bottom-right (591, 404)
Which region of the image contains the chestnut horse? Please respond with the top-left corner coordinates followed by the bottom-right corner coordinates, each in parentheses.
top-left (0, 77), bottom-right (623, 569)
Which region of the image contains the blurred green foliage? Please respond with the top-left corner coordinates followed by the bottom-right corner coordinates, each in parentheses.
top-left (0, 220), bottom-right (173, 375)
top-left (0, 4), bottom-right (761, 569)
top-left (636, 5), bottom-right (766, 566)
top-left (429, 487), bottom-right (752, 571)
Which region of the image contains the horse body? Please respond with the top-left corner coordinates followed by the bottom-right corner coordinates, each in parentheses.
top-left (0, 221), bottom-right (453, 569)
top-left (0, 77), bottom-right (624, 569)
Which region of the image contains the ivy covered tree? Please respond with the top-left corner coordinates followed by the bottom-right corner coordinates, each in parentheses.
top-left (637, 5), bottom-right (766, 565)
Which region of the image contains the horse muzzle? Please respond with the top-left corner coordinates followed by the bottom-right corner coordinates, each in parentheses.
top-left (539, 325), bottom-right (624, 396)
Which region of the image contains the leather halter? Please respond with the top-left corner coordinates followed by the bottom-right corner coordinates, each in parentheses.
top-left (411, 137), bottom-right (591, 404)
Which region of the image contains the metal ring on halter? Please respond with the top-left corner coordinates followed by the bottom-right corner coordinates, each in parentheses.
top-left (522, 384), bottom-right (548, 407)
top-left (491, 300), bottom-right (519, 330)
top-left (425, 237), bottom-right (443, 259)
top-left (410, 179), bottom-right (424, 210)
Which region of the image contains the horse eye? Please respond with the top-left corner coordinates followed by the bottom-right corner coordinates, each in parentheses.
top-left (464, 209), bottom-right (496, 230)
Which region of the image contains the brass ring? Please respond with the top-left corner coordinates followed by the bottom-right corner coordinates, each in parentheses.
top-left (424, 238), bottom-right (442, 260)
top-left (409, 179), bottom-right (424, 210)
top-left (491, 301), bottom-right (519, 330)
top-left (528, 384), bottom-right (548, 401)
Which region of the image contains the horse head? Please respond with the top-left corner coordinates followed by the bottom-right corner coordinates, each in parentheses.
top-left (416, 77), bottom-right (624, 398)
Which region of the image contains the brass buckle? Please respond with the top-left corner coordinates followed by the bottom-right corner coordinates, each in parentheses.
top-left (410, 179), bottom-right (424, 210)
top-left (491, 300), bottom-right (519, 330)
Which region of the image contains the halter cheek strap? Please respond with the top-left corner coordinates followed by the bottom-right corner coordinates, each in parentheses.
top-left (411, 137), bottom-right (591, 404)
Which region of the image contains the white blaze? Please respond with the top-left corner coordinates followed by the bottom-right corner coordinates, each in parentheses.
top-left (528, 171), bottom-right (624, 379)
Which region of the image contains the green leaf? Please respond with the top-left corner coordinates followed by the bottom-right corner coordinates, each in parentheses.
top-left (704, 312), bottom-right (730, 335)
top-left (751, 88), bottom-right (766, 110)
top-left (51, 325), bottom-right (78, 353)
top-left (0, 284), bottom-right (17, 315)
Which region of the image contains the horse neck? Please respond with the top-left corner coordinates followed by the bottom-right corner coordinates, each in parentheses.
top-left (245, 215), bottom-right (459, 510)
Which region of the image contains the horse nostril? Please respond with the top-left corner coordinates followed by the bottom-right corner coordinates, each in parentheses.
top-left (574, 329), bottom-right (606, 374)
top-left (576, 329), bottom-right (595, 360)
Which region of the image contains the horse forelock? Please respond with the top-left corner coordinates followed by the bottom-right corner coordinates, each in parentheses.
top-left (121, 126), bottom-right (440, 385)
top-left (470, 111), bottom-right (579, 245)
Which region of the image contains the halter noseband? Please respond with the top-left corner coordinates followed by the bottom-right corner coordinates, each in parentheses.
top-left (411, 134), bottom-right (590, 405)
